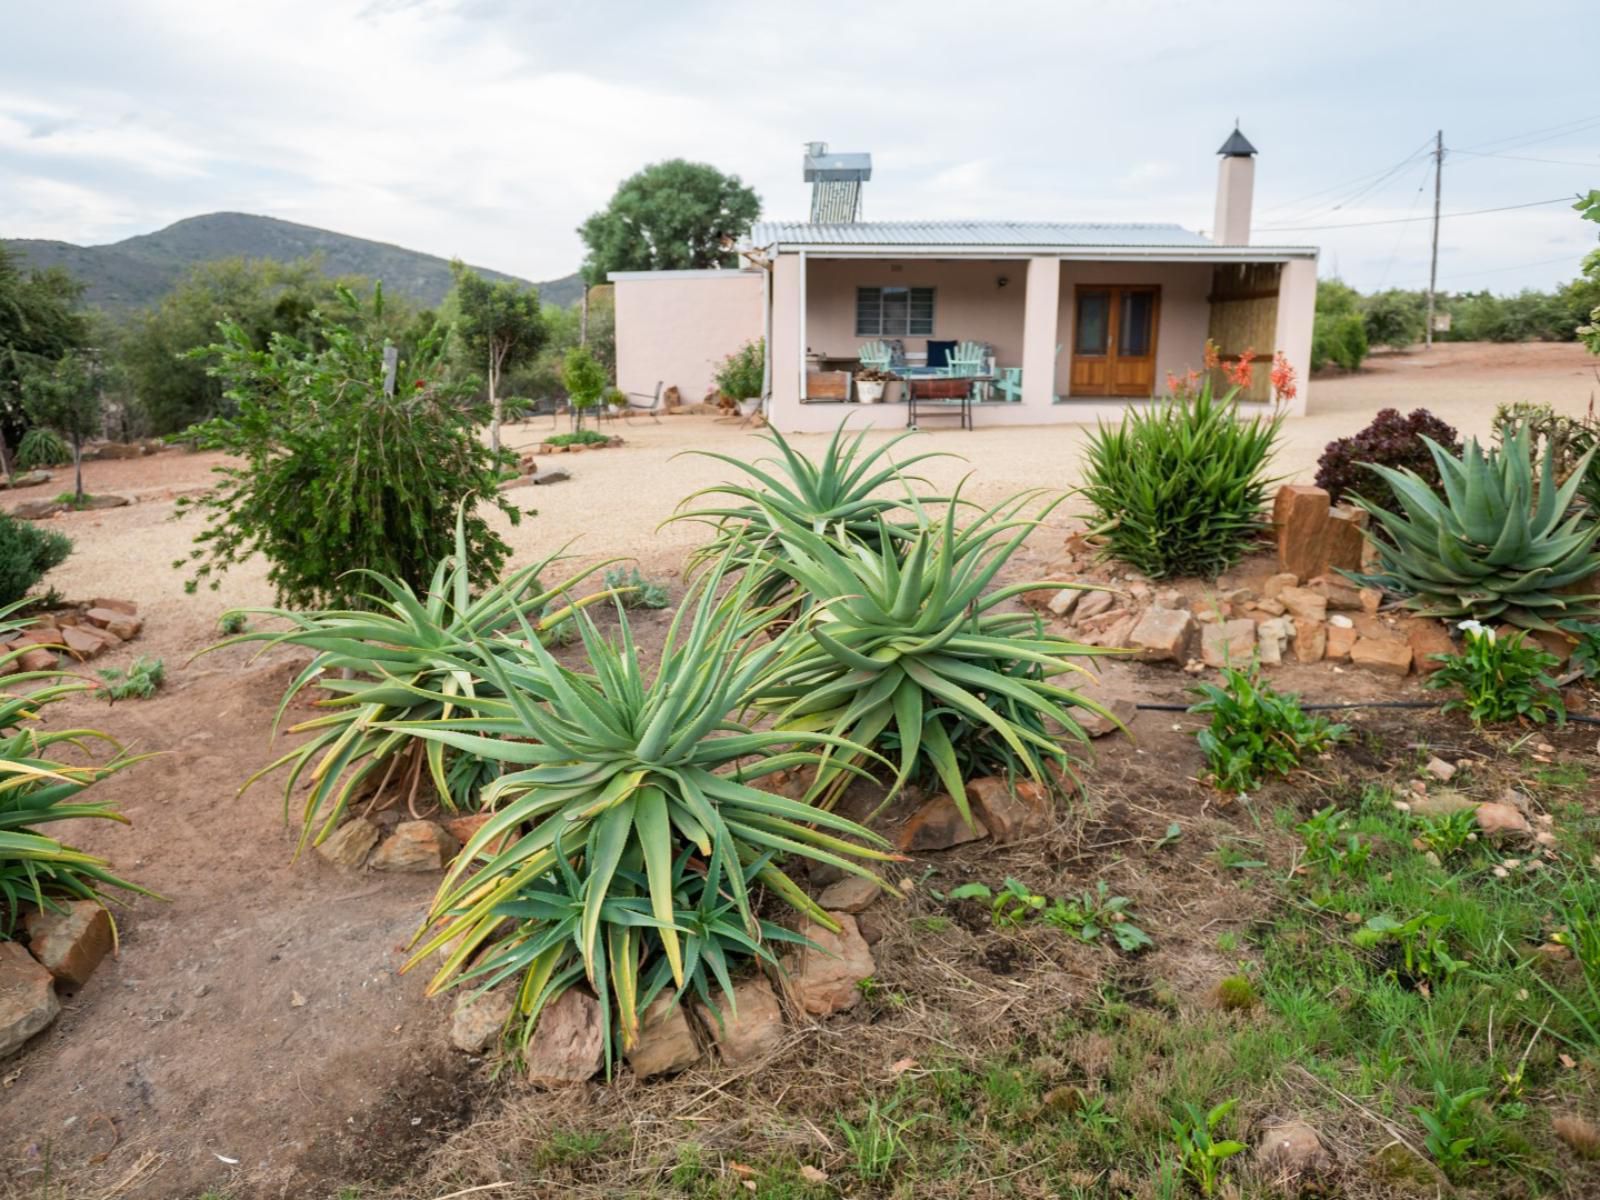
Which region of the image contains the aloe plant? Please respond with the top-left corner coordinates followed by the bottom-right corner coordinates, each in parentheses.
top-left (388, 563), bottom-right (896, 1065)
top-left (751, 491), bottom-right (1112, 819)
top-left (672, 421), bottom-right (953, 604)
top-left (1349, 427), bottom-right (1600, 630)
top-left (220, 515), bottom-right (612, 853)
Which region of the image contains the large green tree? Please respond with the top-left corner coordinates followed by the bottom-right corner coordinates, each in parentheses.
top-left (1578, 189), bottom-right (1600, 354)
top-left (0, 246), bottom-right (89, 471)
top-left (448, 262), bottom-right (543, 454)
top-left (578, 160), bottom-right (761, 283)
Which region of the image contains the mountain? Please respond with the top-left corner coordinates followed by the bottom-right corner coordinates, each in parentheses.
top-left (2, 212), bottom-right (583, 313)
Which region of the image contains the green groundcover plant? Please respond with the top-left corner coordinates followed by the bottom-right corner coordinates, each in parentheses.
top-left (1079, 379), bottom-right (1280, 579)
top-left (1425, 620), bottom-right (1565, 726)
top-left (1189, 666), bottom-right (1347, 794)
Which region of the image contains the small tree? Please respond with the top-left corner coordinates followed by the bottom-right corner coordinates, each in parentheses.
top-left (177, 284), bottom-right (520, 610)
top-left (578, 160), bottom-right (761, 282)
top-left (20, 350), bottom-right (100, 504)
top-left (1577, 189), bottom-right (1600, 355)
top-left (449, 263), bottom-right (544, 454)
top-left (560, 346), bottom-right (608, 431)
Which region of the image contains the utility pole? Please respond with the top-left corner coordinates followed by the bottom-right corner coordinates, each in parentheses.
top-left (1425, 130), bottom-right (1443, 349)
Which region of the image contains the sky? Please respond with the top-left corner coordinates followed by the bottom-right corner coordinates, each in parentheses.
top-left (3, 0), bottom-right (1598, 294)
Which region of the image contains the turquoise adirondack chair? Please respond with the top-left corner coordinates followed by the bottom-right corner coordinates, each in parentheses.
top-left (858, 341), bottom-right (894, 372)
top-left (943, 340), bottom-right (988, 377)
top-left (995, 344), bottom-right (1063, 402)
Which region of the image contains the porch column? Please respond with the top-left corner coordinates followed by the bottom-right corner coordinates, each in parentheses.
top-left (1021, 256), bottom-right (1061, 407)
top-left (768, 252), bottom-right (803, 424)
top-left (1274, 257), bottom-right (1316, 417)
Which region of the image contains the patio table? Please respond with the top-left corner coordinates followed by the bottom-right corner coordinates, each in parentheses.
top-left (895, 366), bottom-right (992, 431)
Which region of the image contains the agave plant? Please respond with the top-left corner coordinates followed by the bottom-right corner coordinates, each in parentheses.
top-left (0, 616), bottom-right (149, 934)
top-left (672, 421), bottom-right (953, 604)
top-left (750, 491), bottom-right (1114, 818)
top-left (1348, 427), bottom-right (1600, 631)
top-left (219, 515), bottom-right (612, 853)
top-left (388, 564), bottom-right (896, 1063)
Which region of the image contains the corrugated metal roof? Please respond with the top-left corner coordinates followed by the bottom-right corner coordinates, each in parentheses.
top-left (748, 220), bottom-right (1216, 249)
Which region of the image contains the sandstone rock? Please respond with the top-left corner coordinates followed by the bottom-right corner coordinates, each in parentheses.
top-left (1073, 589), bottom-right (1115, 621)
top-left (371, 820), bottom-right (459, 872)
top-left (1292, 618), bottom-right (1327, 664)
top-left (1425, 756), bottom-right (1456, 783)
top-left (786, 913), bottom-right (876, 1017)
top-left (1351, 637), bottom-right (1412, 676)
top-left (1274, 484), bottom-right (1332, 580)
top-left (523, 987), bottom-right (604, 1087)
top-left (450, 986), bottom-right (514, 1053)
top-left (856, 911), bottom-right (888, 945)
top-left (1097, 614), bottom-right (1136, 651)
top-left (12, 500), bottom-right (62, 519)
top-left (967, 776), bottom-right (1051, 843)
top-left (1553, 1115), bottom-right (1600, 1159)
top-left (1409, 789), bottom-right (1478, 818)
top-left (84, 607), bottom-right (141, 641)
top-left (1404, 618), bottom-right (1455, 675)
top-left (1256, 1121), bottom-right (1330, 1187)
top-left (0, 940), bottom-right (59, 1056)
top-left (1126, 607), bottom-right (1196, 664)
top-left (1325, 505), bottom-right (1368, 573)
top-left (1257, 624), bottom-right (1286, 666)
top-left (1253, 598), bottom-right (1286, 616)
top-left (1262, 572), bottom-right (1299, 600)
top-left (627, 995), bottom-right (703, 1079)
top-left (1351, 612), bottom-right (1400, 641)
top-left (1359, 587), bottom-right (1383, 614)
top-left (1309, 576), bottom-right (1363, 611)
top-left (817, 874), bottom-right (883, 914)
top-left (1324, 623), bottom-right (1358, 661)
top-left (1202, 618), bottom-right (1258, 668)
top-left (1278, 587), bottom-right (1328, 623)
top-left (1474, 802), bottom-right (1531, 837)
top-left (698, 975), bottom-right (787, 1065)
top-left (1047, 588), bottom-right (1081, 618)
top-left (895, 794), bottom-right (987, 852)
top-left (18, 648), bottom-right (56, 672)
top-left (1076, 695), bottom-right (1136, 738)
top-left (531, 466), bottom-right (571, 485)
top-left (316, 817), bottom-right (381, 869)
top-left (1154, 588), bottom-right (1184, 609)
top-left (22, 901), bottom-right (114, 987)
top-left (59, 625), bottom-right (108, 661)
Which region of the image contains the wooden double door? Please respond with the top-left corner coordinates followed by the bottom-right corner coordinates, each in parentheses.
top-left (1068, 285), bottom-right (1161, 397)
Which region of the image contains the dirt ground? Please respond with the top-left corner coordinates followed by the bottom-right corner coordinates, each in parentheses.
top-left (2, 341), bottom-right (1597, 1199)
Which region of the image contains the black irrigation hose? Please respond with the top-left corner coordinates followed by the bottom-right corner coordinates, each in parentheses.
top-left (1134, 699), bottom-right (1600, 725)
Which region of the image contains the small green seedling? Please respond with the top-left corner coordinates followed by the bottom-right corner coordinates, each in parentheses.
top-left (1297, 804), bottom-right (1371, 877)
top-left (1413, 808), bottom-right (1479, 861)
top-left (602, 565), bottom-right (670, 610)
top-left (97, 656), bottom-right (165, 702)
top-left (1412, 1082), bottom-right (1488, 1177)
top-left (836, 1098), bottom-right (916, 1183)
top-left (948, 878), bottom-right (1046, 926)
top-left (1170, 1099), bottom-right (1246, 1196)
top-left (1355, 911), bottom-right (1464, 982)
top-left (1042, 881), bottom-right (1154, 952)
top-left (218, 611), bottom-right (249, 635)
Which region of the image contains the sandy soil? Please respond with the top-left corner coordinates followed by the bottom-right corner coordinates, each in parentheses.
top-left (1, 341), bottom-right (1596, 1198)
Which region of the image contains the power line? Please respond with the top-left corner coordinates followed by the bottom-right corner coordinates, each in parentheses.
top-left (1439, 253), bottom-right (1586, 283)
top-left (1259, 195), bottom-right (1574, 233)
top-left (1257, 135), bottom-right (1435, 218)
top-left (1458, 113), bottom-right (1600, 154)
top-left (1372, 157), bottom-right (1432, 289)
top-left (1451, 148), bottom-right (1600, 169)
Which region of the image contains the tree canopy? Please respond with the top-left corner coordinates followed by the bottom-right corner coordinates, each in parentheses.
top-left (21, 350), bottom-right (101, 502)
top-left (448, 262), bottom-right (543, 453)
top-left (0, 246), bottom-right (89, 452)
top-left (578, 160), bottom-right (760, 283)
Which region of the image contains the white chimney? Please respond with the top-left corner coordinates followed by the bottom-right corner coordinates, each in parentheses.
top-left (1213, 125), bottom-right (1257, 246)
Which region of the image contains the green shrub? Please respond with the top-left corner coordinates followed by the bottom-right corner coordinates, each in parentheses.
top-left (1362, 290), bottom-right (1427, 349)
top-left (0, 512), bottom-right (70, 607)
top-left (1311, 310), bottom-right (1368, 371)
top-left (1079, 380), bottom-right (1280, 579)
top-left (1188, 667), bottom-right (1347, 794)
top-left (713, 339), bottom-right (764, 401)
top-left (752, 493), bottom-right (1110, 815)
top-left (560, 345), bottom-right (608, 419)
top-left (544, 429), bottom-right (609, 448)
top-left (1314, 407), bottom-right (1461, 509)
top-left (1348, 427), bottom-right (1600, 630)
top-left (176, 284), bottom-right (519, 611)
top-left (602, 565), bottom-right (669, 609)
top-left (1424, 621), bottom-right (1564, 726)
top-left (15, 428), bottom-right (69, 469)
top-left (396, 563), bottom-right (893, 1067)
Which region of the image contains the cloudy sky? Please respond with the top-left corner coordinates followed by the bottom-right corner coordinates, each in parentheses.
top-left (4, 0), bottom-right (1598, 293)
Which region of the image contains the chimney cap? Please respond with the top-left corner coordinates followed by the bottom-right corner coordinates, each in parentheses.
top-left (1217, 126), bottom-right (1258, 157)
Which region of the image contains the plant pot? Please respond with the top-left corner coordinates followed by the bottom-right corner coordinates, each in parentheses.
top-left (857, 380), bottom-right (887, 404)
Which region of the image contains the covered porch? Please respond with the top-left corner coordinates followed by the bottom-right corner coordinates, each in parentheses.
top-left (762, 232), bottom-right (1318, 432)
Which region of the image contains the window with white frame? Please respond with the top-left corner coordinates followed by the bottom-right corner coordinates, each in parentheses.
top-left (855, 286), bottom-right (935, 337)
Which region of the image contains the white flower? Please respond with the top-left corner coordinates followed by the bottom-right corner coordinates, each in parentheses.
top-left (1456, 619), bottom-right (1493, 643)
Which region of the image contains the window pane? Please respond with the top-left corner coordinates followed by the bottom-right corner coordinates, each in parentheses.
top-left (881, 286), bottom-right (910, 336)
top-left (855, 287), bottom-right (882, 336)
top-left (1075, 291), bottom-right (1110, 355)
top-left (909, 287), bottom-right (935, 335)
top-left (1119, 290), bottom-right (1155, 356)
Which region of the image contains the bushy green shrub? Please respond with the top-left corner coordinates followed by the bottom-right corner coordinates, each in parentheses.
top-left (176, 284), bottom-right (518, 611)
top-left (713, 340), bottom-right (764, 401)
top-left (545, 429), bottom-right (609, 448)
top-left (1362, 290), bottom-right (1426, 349)
top-left (1349, 427), bottom-right (1600, 630)
top-left (1425, 621), bottom-right (1564, 726)
top-left (15, 428), bottom-right (69, 469)
top-left (1079, 381), bottom-right (1280, 579)
top-left (0, 512), bottom-right (70, 606)
top-left (1314, 407), bottom-right (1462, 508)
top-left (97, 656), bottom-right (165, 702)
top-left (1311, 311), bottom-right (1369, 371)
top-left (602, 565), bottom-right (669, 609)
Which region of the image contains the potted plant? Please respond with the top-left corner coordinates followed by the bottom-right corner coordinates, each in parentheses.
top-left (856, 366), bottom-right (891, 404)
top-left (715, 340), bottom-right (764, 413)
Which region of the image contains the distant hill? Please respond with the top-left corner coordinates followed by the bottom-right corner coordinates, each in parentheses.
top-left (3, 212), bottom-right (583, 313)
